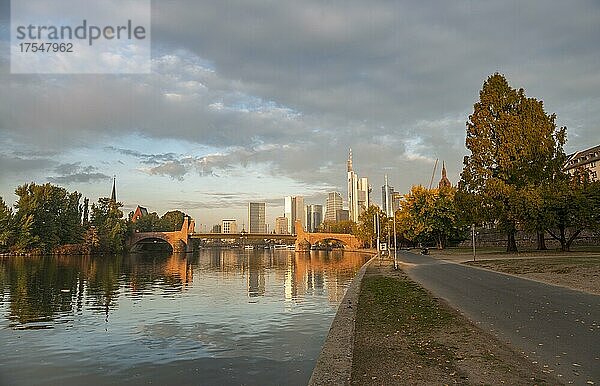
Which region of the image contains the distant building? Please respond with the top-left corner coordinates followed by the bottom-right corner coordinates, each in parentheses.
top-left (347, 149), bottom-right (370, 222)
top-left (222, 219), bottom-right (238, 234)
top-left (284, 196), bottom-right (305, 233)
top-left (275, 216), bottom-right (289, 235)
top-left (131, 205), bottom-right (148, 223)
top-left (565, 144), bottom-right (600, 182)
top-left (248, 202), bottom-right (266, 233)
top-left (438, 161), bottom-right (452, 189)
top-left (381, 175), bottom-right (396, 216)
top-left (306, 204), bottom-right (323, 232)
top-left (325, 192), bottom-right (343, 222)
top-left (211, 224), bottom-right (221, 233)
top-left (336, 209), bottom-right (349, 222)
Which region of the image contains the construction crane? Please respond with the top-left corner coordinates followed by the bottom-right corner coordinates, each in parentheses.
top-left (428, 158), bottom-right (439, 189)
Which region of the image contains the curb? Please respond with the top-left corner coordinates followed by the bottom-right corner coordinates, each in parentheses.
top-left (308, 255), bottom-right (376, 386)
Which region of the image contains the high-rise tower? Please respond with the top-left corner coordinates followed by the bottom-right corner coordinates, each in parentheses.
top-left (381, 175), bottom-right (394, 216)
top-left (347, 149), bottom-right (369, 222)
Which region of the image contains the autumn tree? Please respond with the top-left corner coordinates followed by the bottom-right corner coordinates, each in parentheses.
top-left (395, 185), bottom-right (464, 249)
top-left (319, 220), bottom-right (356, 234)
top-left (459, 73), bottom-right (566, 252)
top-left (356, 205), bottom-right (387, 248)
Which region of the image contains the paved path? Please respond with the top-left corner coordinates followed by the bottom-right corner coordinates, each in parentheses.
top-left (397, 251), bottom-right (600, 385)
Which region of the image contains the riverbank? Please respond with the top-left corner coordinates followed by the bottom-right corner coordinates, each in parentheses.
top-left (312, 257), bottom-right (562, 385)
top-left (351, 258), bottom-right (561, 384)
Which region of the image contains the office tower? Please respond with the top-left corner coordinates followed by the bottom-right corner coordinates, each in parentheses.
top-left (336, 209), bottom-right (349, 222)
top-left (284, 195), bottom-right (305, 233)
top-left (248, 202), bottom-right (266, 233)
top-left (275, 216), bottom-right (289, 234)
top-left (381, 175), bottom-right (395, 216)
top-left (221, 219), bottom-right (238, 234)
top-left (306, 204), bottom-right (323, 232)
top-left (325, 192), bottom-right (343, 222)
top-left (347, 149), bottom-right (370, 222)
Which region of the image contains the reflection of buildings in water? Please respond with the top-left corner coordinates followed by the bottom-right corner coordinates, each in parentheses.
top-left (282, 251), bottom-right (368, 304)
top-left (247, 253), bottom-right (266, 297)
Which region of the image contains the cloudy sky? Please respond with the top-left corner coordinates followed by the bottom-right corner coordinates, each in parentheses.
top-left (1, 0), bottom-right (599, 229)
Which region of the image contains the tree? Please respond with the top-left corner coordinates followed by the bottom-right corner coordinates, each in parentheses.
top-left (319, 220), bottom-right (356, 234)
top-left (160, 210), bottom-right (186, 231)
top-left (459, 73), bottom-right (566, 252)
top-left (543, 176), bottom-right (600, 251)
top-left (396, 185), bottom-right (464, 249)
top-left (0, 197), bottom-right (15, 252)
top-left (90, 198), bottom-right (127, 253)
top-left (130, 212), bottom-right (161, 232)
top-left (13, 183), bottom-right (84, 253)
top-left (356, 205), bottom-right (387, 248)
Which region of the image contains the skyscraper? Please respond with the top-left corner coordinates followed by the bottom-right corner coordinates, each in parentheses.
top-left (248, 202), bottom-right (266, 233)
top-left (284, 196), bottom-right (305, 233)
top-left (275, 216), bottom-right (289, 234)
top-left (306, 204), bottom-right (323, 232)
top-left (347, 149), bottom-right (370, 222)
top-left (222, 219), bottom-right (238, 234)
top-left (381, 175), bottom-right (395, 216)
top-left (325, 192), bottom-right (343, 222)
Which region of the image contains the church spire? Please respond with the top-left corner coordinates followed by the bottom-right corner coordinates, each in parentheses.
top-left (110, 175), bottom-right (116, 202)
top-left (438, 162), bottom-right (451, 189)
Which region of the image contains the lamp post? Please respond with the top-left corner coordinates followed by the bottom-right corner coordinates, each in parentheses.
top-left (393, 212), bottom-right (398, 270)
top-left (471, 224), bottom-right (476, 261)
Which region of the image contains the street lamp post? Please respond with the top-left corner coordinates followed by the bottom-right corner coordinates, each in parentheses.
top-left (471, 224), bottom-right (476, 261)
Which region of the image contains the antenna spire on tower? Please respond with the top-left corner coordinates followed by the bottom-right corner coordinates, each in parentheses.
top-left (347, 148), bottom-right (353, 172)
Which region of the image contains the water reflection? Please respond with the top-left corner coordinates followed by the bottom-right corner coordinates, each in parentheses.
top-left (0, 250), bottom-right (369, 386)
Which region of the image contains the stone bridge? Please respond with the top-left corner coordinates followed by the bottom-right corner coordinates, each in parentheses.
top-left (294, 221), bottom-right (361, 251)
top-left (128, 216), bottom-right (195, 253)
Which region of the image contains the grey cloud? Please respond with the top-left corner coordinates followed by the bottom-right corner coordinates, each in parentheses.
top-left (0, 153), bottom-right (56, 176)
top-left (48, 163), bottom-right (111, 184)
top-left (48, 172), bottom-right (111, 184)
top-left (1, 0), bottom-right (599, 197)
top-left (147, 161), bottom-right (188, 180)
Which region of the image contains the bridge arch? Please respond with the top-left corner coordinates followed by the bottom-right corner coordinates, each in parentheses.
top-left (127, 216), bottom-right (195, 253)
top-left (294, 221), bottom-right (361, 251)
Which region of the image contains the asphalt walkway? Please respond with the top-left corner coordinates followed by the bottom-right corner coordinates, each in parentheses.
top-left (398, 251), bottom-right (600, 385)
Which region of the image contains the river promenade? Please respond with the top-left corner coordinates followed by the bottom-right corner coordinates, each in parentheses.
top-left (310, 250), bottom-right (599, 385)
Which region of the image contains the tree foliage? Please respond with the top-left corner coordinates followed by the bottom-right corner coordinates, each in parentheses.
top-left (11, 183), bottom-right (84, 253)
top-left (90, 198), bottom-right (127, 253)
top-left (459, 73), bottom-right (566, 252)
top-left (319, 220), bottom-right (356, 234)
top-left (396, 186), bottom-right (464, 249)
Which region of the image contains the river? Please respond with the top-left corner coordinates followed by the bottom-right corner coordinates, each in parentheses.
top-left (0, 249), bottom-right (370, 386)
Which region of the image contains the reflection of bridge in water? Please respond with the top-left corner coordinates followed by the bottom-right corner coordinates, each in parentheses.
top-left (128, 218), bottom-right (361, 252)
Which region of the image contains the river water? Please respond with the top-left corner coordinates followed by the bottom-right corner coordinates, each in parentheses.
top-left (0, 249), bottom-right (369, 386)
